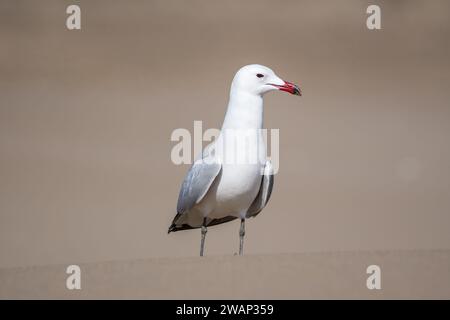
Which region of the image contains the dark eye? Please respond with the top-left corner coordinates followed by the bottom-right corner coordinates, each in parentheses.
top-left (256, 73), bottom-right (264, 78)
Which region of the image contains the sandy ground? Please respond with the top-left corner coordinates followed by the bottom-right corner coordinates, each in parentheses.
top-left (0, 0), bottom-right (450, 298)
top-left (1, 250), bottom-right (449, 299)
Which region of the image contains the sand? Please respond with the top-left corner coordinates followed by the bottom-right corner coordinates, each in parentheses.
top-left (1, 250), bottom-right (449, 299)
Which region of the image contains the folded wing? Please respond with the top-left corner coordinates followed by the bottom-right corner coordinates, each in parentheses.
top-left (246, 160), bottom-right (274, 218)
top-left (168, 147), bottom-right (222, 233)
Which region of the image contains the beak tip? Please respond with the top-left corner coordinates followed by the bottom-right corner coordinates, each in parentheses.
top-left (284, 80), bottom-right (301, 96)
top-left (293, 85), bottom-right (301, 96)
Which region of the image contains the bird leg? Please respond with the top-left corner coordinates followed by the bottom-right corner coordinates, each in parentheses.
top-left (200, 218), bottom-right (207, 257)
top-left (239, 218), bottom-right (245, 256)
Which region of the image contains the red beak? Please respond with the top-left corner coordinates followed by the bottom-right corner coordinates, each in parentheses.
top-left (278, 81), bottom-right (302, 96)
top-left (271, 81), bottom-right (302, 96)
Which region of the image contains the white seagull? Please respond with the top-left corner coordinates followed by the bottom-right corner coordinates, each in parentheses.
top-left (168, 64), bottom-right (301, 256)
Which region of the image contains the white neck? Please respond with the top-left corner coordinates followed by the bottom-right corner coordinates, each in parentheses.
top-left (221, 89), bottom-right (264, 130)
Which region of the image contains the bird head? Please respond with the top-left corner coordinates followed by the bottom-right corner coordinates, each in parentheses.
top-left (231, 64), bottom-right (301, 97)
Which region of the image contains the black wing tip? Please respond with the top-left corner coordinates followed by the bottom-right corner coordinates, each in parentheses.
top-left (168, 223), bottom-right (197, 233)
top-left (168, 213), bottom-right (189, 233)
top-left (168, 212), bottom-right (197, 233)
top-left (168, 216), bottom-right (238, 233)
top-left (168, 224), bottom-right (176, 234)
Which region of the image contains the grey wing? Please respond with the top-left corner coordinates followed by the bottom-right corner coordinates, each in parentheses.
top-left (176, 157), bottom-right (222, 215)
top-left (246, 160), bottom-right (274, 218)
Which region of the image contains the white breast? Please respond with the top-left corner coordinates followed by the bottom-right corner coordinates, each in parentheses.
top-left (195, 83), bottom-right (267, 220)
top-left (203, 130), bottom-right (266, 219)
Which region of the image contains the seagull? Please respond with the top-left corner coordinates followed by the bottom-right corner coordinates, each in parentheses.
top-left (168, 64), bottom-right (301, 256)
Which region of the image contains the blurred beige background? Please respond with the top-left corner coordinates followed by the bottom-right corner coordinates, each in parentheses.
top-left (1, 0), bottom-right (450, 269)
